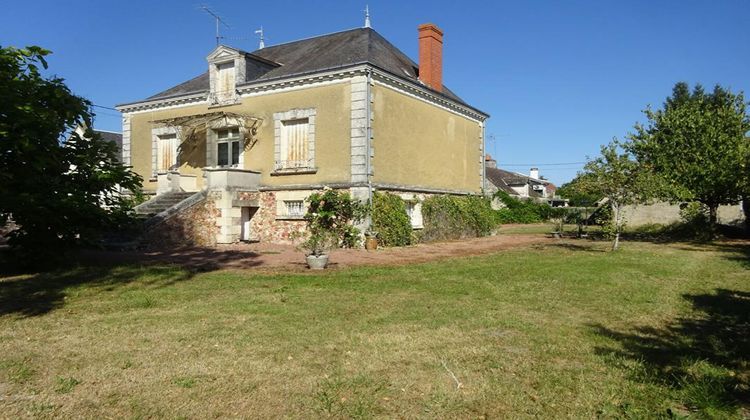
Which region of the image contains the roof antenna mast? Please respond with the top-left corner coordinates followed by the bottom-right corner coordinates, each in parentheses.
top-left (364, 4), bottom-right (371, 28)
top-left (201, 5), bottom-right (230, 46)
top-left (255, 26), bottom-right (265, 49)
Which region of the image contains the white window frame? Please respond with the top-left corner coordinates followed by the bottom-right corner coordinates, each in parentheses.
top-left (215, 127), bottom-right (242, 168)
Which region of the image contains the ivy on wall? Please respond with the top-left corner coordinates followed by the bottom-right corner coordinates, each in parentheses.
top-left (371, 192), bottom-right (412, 247)
top-left (421, 195), bottom-right (499, 242)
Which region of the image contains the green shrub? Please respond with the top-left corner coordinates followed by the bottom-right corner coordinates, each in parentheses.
top-left (371, 192), bottom-right (412, 247)
top-left (494, 191), bottom-right (553, 224)
top-left (304, 188), bottom-right (366, 249)
top-left (421, 195), bottom-right (498, 242)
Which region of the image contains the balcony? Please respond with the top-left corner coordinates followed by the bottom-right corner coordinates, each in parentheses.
top-left (204, 167), bottom-right (261, 191)
top-left (156, 171), bottom-right (198, 195)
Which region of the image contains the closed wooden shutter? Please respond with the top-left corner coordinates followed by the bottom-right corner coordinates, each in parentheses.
top-left (217, 62), bottom-right (235, 102)
top-left (281, 118), bottom-right (309, 168)
top-left (157, 134), bottom-right (178, 171)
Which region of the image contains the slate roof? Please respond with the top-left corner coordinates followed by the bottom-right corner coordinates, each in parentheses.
top-left (486, 166), bottom-right (554, 196)
top-left (94, 130), bottom-right (123, 161)
top-left (143, 27), bottom-right (470, 107)
top-left (485, 167), bottom-right (521, 195)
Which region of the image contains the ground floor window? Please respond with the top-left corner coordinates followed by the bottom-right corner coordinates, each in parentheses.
top-left (405, 201), bottom-right (423, 229)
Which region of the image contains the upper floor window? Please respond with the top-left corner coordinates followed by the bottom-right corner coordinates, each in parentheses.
top-left (157, 133), bottom-right (179, 172)
top-left (216, 127), bottom-right (240, 167)
top-left (280, 118), bottom-right (310, 169)
top-left (215, 62), bottom-right (235, 103)
top-left (273, 108), bottom-right (316, 173)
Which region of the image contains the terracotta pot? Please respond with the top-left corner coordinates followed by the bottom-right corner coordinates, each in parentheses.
top-left (365, 237), bottom-right (378, 251)
top-left (306, 254), bottom-right (329, 270)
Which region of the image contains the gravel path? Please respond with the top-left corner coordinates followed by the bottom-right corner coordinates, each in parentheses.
top-left (83, 233), bottom-right (551, 272)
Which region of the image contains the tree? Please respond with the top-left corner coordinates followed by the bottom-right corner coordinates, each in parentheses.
top-left (557, 173), bottom-right (602, 207)
top-left (580, 140), bottom-right (651, 250)
top-left (0, 46), bottom-right (142, 263)
top-left (628, 82), bottom-right (750, 234)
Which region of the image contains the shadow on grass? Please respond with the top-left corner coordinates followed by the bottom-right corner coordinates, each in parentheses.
top-left (591, 289), bottom-right (750, 416)
top-left (0, 246), bottom-right (267, 318)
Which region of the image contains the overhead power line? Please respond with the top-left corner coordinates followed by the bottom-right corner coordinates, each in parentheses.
top-left (92, 104), bottom-right (119, 112)
top-left (500, 161), bottom-right (587, 167)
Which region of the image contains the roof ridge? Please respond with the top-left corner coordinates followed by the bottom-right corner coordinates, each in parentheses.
top-left (249, 27), bottom-right (366, 54)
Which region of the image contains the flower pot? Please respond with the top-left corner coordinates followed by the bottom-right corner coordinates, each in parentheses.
top-left (365, 237), bottom-right (378, 251)
top-left (306, 254), bottom-right (329, 270)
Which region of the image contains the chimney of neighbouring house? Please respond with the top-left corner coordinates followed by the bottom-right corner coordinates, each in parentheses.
top-left (418, 23), bottom-right (443, 92)
top-left (529, 167), bottom-right (540, 179)
top-left (485, 154), bottom-right (497, 169)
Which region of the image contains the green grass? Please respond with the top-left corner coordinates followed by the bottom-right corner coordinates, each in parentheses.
top-left (0, 240), bottom-right (748, 418)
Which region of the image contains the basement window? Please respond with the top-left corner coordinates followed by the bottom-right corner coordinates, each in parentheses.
top-left (284, 200), bottom-right (305, 218)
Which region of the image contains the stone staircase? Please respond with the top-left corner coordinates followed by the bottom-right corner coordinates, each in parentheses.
top-left (134, 191), bottom-right (197, 217)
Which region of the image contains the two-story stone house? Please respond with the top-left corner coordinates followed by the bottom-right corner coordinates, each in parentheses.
top-left (116, 24), bottom-right (488, 246)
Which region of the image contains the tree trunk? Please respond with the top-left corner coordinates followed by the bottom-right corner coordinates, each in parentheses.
top-left (611, 202), bottom-right (621, 251)
top-left (743, 197), bottom-right (750, 234)
top-left (708, 204), bottom-right (718, 239)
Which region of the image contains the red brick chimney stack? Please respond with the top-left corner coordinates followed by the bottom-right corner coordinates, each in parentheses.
top-left (418, 23), bottom-right (443, 92)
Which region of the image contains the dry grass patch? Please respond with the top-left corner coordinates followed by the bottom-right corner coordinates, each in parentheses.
top-left (0, 240), bottom-right (748, 418)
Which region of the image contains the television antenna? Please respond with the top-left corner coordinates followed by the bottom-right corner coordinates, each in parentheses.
top-left (200, 5), bottom-right (230, 46)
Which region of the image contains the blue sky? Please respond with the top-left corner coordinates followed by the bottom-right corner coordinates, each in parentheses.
top-left (3, 0), bottom-right (748, 184)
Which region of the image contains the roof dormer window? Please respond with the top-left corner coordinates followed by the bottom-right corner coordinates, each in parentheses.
top-left (215, 61), bottom-right (235, 103)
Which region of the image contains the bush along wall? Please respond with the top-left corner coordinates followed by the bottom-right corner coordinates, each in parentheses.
top-left (370, 192), bottom-right (412, 247)
top-left (494, 191), bottom-right (554, 224)
top-left (421, 195), bottom-right (499, 242)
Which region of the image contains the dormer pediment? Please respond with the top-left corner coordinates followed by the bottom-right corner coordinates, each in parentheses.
top-left (206, 45), bottom-right (241, 63)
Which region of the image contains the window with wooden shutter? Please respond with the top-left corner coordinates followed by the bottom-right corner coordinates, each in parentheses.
top-left (279, 118), bottom-right (309, 169)
top-left (216, 62), bottom-right (235, 102)
top-left (157, 134), bottom-right (178, 172)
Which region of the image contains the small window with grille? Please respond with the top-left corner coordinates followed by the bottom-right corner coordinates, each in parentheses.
top-left (284, 200), bottom-right (305, 218)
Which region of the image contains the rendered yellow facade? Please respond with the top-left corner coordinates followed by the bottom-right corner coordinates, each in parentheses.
top-left (371, 84), bottom-right (483, 193)
top-left (128, 81), bottom-right (352, 193)
top-left (126, 77), bottom-right (483, 195)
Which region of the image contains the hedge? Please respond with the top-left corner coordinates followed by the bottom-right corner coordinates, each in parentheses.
top-left (371, 192), bottom-right (412, 247)
top-left (494, 191), bottom-right (554, 224)
top-left (421, 195), bottom-right (499, 242)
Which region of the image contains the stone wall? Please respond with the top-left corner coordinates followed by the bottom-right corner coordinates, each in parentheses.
top-left (622, 201), bottom-right (745, 227)
top-left (143, 195), bottom-right (220, 248)
top-left (237, 191), bottom-right (307, 244)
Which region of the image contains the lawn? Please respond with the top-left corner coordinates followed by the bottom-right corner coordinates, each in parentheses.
top-left (0, 239), bottom-right (748, 418)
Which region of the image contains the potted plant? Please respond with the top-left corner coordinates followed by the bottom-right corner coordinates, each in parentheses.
top-left (299, 230), bottom-right (335, 269)
top-left (364, 230), bottom-right (378, 251)
top-left (299, 188), bottom-right (366, 269)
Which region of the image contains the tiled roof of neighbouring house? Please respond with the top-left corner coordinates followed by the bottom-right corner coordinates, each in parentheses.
top-left (143, 27), bottom-right (468, 106)
top-left (92, 130), bottom-right (122, 162)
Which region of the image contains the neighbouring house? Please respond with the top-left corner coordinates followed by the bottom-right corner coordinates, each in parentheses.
top-left (72, 126), bottom-right (123, 161)
top-left (484, 154), bottom-right (565, 206)
top-left (116, 23), bottom-right (488, 246)
top-left (95, 130), bottom-right (123, 161)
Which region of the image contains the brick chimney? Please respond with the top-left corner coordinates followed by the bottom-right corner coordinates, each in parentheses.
top-left (418, 23), bottom-right (443, 92)
top-left (485, 154), bottom-right (497, 169)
